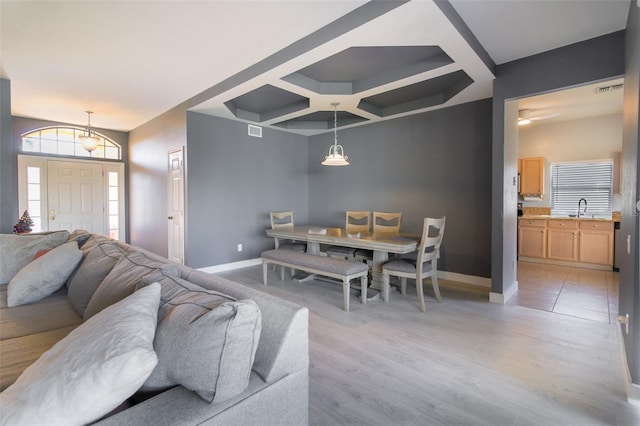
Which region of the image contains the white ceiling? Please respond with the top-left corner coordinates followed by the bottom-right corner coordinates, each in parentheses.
top-left (0, 0), bottom-right (631, 133)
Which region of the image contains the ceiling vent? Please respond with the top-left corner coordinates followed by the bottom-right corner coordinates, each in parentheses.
top-left (595, 83), bottom-right (623, 94)
top-left (248, 124), bottom-right (262, 138)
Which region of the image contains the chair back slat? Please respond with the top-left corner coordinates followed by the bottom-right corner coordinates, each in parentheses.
top-left (346, 211), bottom-right (370, 233)
top-left (270, 211), bottom-right (295, 229)
top-left (416, 217), bottom-right (446, 273)
top-left (373, 212), bottom-right (402, 234)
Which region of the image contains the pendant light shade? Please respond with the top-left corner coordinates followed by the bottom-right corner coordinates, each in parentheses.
top-left (79, 111), bottom-right (99, 152)
top-left (322, 102), bottom-right (349, 166)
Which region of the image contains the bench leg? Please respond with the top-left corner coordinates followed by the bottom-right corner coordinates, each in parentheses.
top-left (361, 275), bottom-right (367, 305)
top-left (280, 264), bottom-right (285, 280)
top-left (343, 279), bottom-right (350, 312)
top-left (262, 262), bottom-right (268, 286)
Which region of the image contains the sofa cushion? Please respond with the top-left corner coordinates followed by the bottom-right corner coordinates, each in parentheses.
top-left (83, 251), bottom-right (180, 320)
top-left (67, 242), bottom-right (126, 316)
top-left (0, 283), bottom-right (160, 426)
top-left (0, 231), bottom-right (70, 285)
top-left (138, 275), bottom-right (261, 403)
top-left (7, 241), bottom-right (82, 307)
top-left (67, 229), bottom-right (92, 248)
top-left (78, 233), bottom-right (112, 254)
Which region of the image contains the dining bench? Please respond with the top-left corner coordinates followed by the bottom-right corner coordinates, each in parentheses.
top-left (261, 249), bottom-right (368, 312)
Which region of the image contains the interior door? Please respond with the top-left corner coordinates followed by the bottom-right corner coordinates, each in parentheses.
top-left (47, 161), bottom-right (105, 233)
top-left (167, 147), bottom-right (185, 265)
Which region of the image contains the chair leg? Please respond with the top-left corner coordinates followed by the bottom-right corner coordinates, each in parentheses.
top-left (291, 267), bottom-right (296, 276)
top-left (361, 276), bottom-right (367, 305)
top-left (431, 274), bottom-right (442, 302)
top-left (343, 279), bottom-right (350, 312)
top-left (416, 278), bottom-right (426, 312)
top-left (400, 277), bottom-right (407, 295)
top-left (280, 265), bottom-right (285, 281)
top-left (382, 272), bottom-right (389, 303)
top-left (262, 262), bottom-right (268, 286)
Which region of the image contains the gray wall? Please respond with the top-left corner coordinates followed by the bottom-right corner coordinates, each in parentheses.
top-left (0, 78), bottom-right (13, 233)
top-left (491, 31), bottom-right (625, 297)
top-left (186, 112), bottom-right (309, 269)
top-left (128, 107), bottom-right (186, 256)
top-left (620, 2), bottom-right (640, 385)
top-left (308, 99), bottom-right (493, 278)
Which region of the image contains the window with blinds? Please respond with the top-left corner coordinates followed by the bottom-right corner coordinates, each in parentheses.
top-left (550, 160), bottom-right (613, 216)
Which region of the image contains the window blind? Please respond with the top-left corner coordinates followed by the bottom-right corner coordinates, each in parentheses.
top-left (550, 160), bottom-right (613, 216)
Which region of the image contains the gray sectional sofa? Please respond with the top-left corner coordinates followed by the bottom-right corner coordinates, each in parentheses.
top-left (0, 231), bottom-right (309, 425)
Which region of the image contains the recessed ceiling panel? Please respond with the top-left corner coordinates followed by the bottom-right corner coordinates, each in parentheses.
top-left (273, 110), bottom-right (367, 130)
top-left (358, 70), bottom-right (474, 117)
top-left (283, 46), bottom-right (453, 94)
top-left (224, 85), bottom-right (309, 122)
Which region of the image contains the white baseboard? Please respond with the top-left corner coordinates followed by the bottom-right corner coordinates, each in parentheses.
top-left (199, 259), bottom-right (491, 290)
top-left (489, 280), bottom-right (518, 304)
top-left (617, 320), bottom-right (640, 405)
top-left (438, 271), bottom-right (491, 288)
top-left (197, 258), bottom-right (262, 274)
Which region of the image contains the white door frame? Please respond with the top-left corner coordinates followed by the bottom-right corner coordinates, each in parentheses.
top-left (167, 147), bottom-right (185, 265)
top-left (17, 154), bottom-right (125, 238)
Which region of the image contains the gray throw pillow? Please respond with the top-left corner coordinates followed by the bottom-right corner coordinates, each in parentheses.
top-left (0, 231), bottom-right (70, 285)
top-left (67, 242), bottom-right (126, 316)
top-left (83, 251), bottom-right (180, 320)
top-left (7, 241), bottom-right (82, 307)
top-left (79, 234), bottom-right (112, 254)
top-left (137, 275), bottom-right (261, 403)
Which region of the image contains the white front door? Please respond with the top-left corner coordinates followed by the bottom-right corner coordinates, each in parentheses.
top-left (47, 161), bottom-right (105, 233)
top-left (167, 148), bottom-right (185, 265)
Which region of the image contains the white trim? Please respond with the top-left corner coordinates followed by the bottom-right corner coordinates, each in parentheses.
top-left (197, 258), bottom-right (262, 274)
top-left (437, 271), bottom-right (491, 288)
top-left (489, 280), bottom-right (518, 304)
top-left (617, 320), bottom-right (640, 405)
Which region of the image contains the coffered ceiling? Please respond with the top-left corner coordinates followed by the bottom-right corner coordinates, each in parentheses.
top-left (0, 1), bottom-right (631, 135)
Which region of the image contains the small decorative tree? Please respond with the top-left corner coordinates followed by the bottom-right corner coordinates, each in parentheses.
top-left (13, 210), bottom-right (34, 233)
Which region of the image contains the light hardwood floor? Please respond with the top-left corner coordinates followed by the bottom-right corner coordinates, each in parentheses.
top-left (217, 265), bottom-right (640, 426)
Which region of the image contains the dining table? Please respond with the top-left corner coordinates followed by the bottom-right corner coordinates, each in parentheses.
top-left (265, 225), bottom-right (419, 293)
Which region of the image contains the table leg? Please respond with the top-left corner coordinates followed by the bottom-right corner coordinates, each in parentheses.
top-left (294, 241), bottom-right (322, 282)
top-left (370, 250), bottom-right (389, 291)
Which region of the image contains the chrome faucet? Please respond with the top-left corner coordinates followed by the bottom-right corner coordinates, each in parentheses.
top-left (578, 198), bottom-right (587, 218)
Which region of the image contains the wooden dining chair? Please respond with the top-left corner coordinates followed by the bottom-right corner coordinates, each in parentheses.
top-left (270, 211), bottom-right (306, 274)
top-left (354, 211), bottom-right (403, 262)
top-left (381, 216), bottom-right (445, 312)
top-left (373, 211), bottom-right (402, 233)
top-left (326, 211), bottom-right (370, 260)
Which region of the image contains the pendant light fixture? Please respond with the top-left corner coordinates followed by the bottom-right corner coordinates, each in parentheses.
top-left (321, 102), bottom-right (349, 166)
top-left (79, 111), bottom-right (99, 152)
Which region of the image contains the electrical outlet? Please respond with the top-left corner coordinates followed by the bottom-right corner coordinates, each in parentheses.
top-left (237, 244), bottom-right (242, 252)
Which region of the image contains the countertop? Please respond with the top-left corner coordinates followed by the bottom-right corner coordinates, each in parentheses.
top-left (519, 214), bottom-right (615, 222)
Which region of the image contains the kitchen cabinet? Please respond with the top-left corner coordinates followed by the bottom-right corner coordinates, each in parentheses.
top-left (518, 219), bottom-right (546, 258)
top-left (547, 220), bottom-right (579, 261)
top-left (578, 221), bottom-right (614, 265)
top-left (518, 218), bottom-right (614, 268)
top-left (519, 157), bottom-right (545, 197)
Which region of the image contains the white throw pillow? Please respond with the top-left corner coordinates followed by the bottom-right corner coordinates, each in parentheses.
top-left (7, 241), bottom-right (82, 307)
top-left (0, 231), bottom-right (70, 285)
top-left (0, 283), bottom-right (161, 426)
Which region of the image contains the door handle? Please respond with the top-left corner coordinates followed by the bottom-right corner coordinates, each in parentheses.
top-left (49, 209), bottom-right (56, 221)
top-left (168, 216), bottom-right (173, 220)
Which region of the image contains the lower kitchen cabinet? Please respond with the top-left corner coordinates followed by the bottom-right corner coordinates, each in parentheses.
top-left (579, 221), bottom-right (614, 265)
top-left (547, 220), bottom-right (579, 262)
top-left (519, 218), bottom-right (614, 268)
top-left (518, 219), bottom-right (546, 258)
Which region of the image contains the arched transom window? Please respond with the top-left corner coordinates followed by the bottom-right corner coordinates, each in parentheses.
top-left (22, 127), bottom-right (121, 160)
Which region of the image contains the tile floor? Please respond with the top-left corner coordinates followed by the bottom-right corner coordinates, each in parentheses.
top-left (508, 261), bottom-right (619, 324)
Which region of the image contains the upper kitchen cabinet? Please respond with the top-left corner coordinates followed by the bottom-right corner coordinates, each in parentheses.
top-left (519, 157), bottom-right (545, 198)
